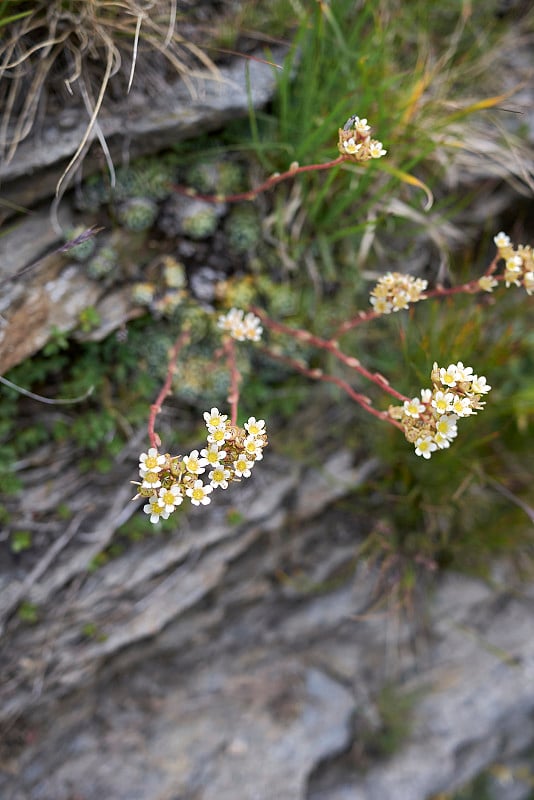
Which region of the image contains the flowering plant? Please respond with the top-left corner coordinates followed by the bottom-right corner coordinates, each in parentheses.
top-left (133, 115), bottom-right (531, 520)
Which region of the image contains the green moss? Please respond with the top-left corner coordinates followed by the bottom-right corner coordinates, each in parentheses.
top-left (87, 246), bottom-right (118, 279)
top-left (65, 225), bottom-right (96, 262)
top-left (225, 205), bottom-right (262, 253)
top-left (117, 197), bottom-right (158, 232)
top-left (181, 205), bottom-right (219, 240)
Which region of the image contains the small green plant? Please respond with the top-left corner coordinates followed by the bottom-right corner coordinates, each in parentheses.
top-left (10, 530), bottom-right (32, 553)
top-left (354, 683), bottom-right (422, 765)
top-left (43, 327), bottom-right (69, 356)
top-left (17, 600), bottom-right (39, 624)
top-left (81, 622), bottom-right (107, 642)
top-left (77, 306), bottom-right (101, 334)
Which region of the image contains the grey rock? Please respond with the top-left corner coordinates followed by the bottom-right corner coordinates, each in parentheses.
top-left (0, 48), bottom-right (287, 215)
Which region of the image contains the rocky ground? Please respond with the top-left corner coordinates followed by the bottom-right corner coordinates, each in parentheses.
top-left (2, 446), bottom-right (534, 799)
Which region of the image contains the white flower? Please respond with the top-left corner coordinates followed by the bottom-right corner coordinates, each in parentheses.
top-left (203, 407), bottom-right (228, 432)
top-left (435, 414), bottom-right (458, 439)
top-left (244, 417), bottom-right (266, 437)
top-left (454, 362), bottom-right (474, 383)
top-left (158, 484), bottom-right (183, 514)
top-left (504, 270), bottom-right (522, 288)
top-left (351, 116), bottom-right (371, 134)
top-left (143, 496), bottom-right (170, 524)
top-left (406, 280), bottom-right (427, 302)
top-left (233, 456), bottom-right (254, 478)
top-left (141, 471), bottom-right (162, 490)
top-left (139, 448), bottom-right (166, 474)
top-left (369, 140), bottom-right (387, 158)
top-left (380, 272), bottom-right (396, 286)
top-left (391, 291), bottom-right (410, 311)
top-left (470, 375), bottom-right (491, 395)
top-left (431, 391), bottom-right (455, 414)
top-left (478, 275), bottom-right (498, 293)
top-left (186, 479), bottom-right (213, 506)
top-left (201, 444), bottom-right (226, 467)
top-left (217, 308), bottom-right (263, 342)
top-left (504, 256), bottom-right (523, 287)
top-left (414, 436), bottom-right (438, 459)
top-left (439, 364), bottom-right (459, 387)
top-left (370, 295), bottom-right (392, 314)
top-left (451, 396), bottom-right (473, 417)
top-left (207, 426), bottom-right (232, 445)
top-left (434, 432), bottom-right (452, 449)
top-left (209, 466), bottom-right (231, 489)
top-left (183, 449), bottom-right (208, 475)
top-left (523, 271), bottom-right (534, 295)
top-left (420, 388), bottom-right (432, 403)
top-left (342, 137), bottom-right (362, 155)
top-left (243, 312), bottom-right (263, 342)
top-left (494, 232), bottom-right (511, 249)
top-left (243, 436), bottom-right (264, 460)
top-left (403, 397), bottom-right (425, 419)
top-left (218, 308), bottom-right (243, 332)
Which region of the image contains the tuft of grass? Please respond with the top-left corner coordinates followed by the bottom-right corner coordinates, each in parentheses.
top-left (0, 0), bottom-right (219, 189)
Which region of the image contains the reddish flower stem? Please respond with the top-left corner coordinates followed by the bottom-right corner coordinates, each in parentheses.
top-left (147, 326), bottom-right (191, 450)
top-left (261, 347), bottom-right (403, 430)
top-left (336, 253), bottom-right (504, 337)
top-left (224, 338), bottom-right (241, 425)
top-left (251, 307), bottom-right (411, 403)
top-left (173, 155), bottom-right (348, 204)
top-left (334, 309), bottom-right (380, 338)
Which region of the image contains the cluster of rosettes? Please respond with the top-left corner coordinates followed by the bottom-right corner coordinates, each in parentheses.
top-left (389, 362), bottom-right (491, 459)
top-left (337, 115), bottom-right (387, 162)
top-left (217, 308), bottom-right (263, 342)
top-left (369, 272), bottom-right (428, 315)
top-left (479, 232), bottom-right (534, 296)
top-left (135, 409), bottom-right (268, 523)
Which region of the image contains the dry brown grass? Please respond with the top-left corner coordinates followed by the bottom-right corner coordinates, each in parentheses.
top-left (0, 1), bottom-right (219, 188)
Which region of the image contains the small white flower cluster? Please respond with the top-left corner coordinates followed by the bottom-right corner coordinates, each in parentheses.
top-left (389, 362), bottom-right (491, 459)
top-left (135, 409), bottom-right (268, 523)
top-left (337, 115), bottom-right (387, 162)
top-left (482, 232), bottom-right (534, 295)
top-left (217, 308), bottom-right (263, 342)
top-left (369, 272), bottom-right (428, 315)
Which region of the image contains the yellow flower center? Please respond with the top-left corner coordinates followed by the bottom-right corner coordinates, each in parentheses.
top-left (192, 487), bottom-right (204, 501)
